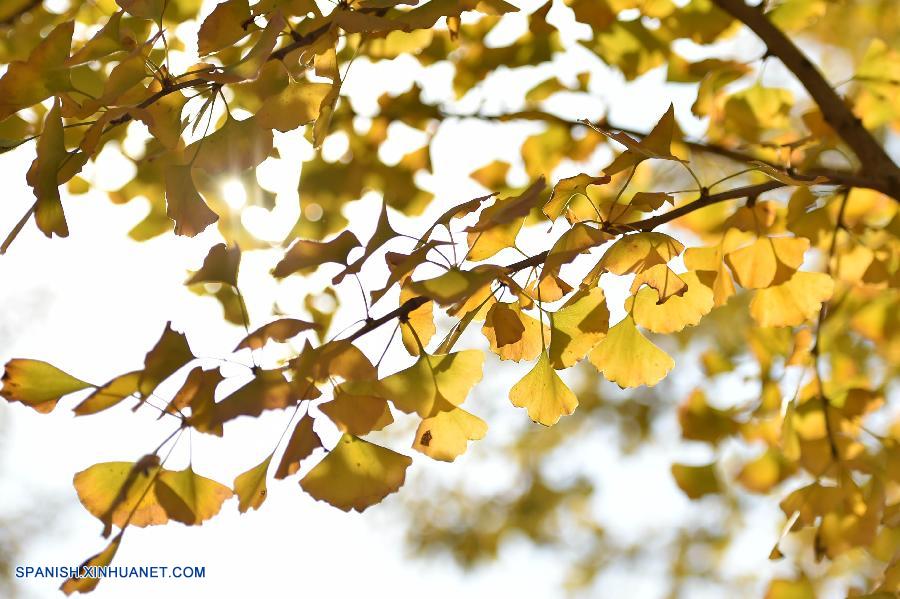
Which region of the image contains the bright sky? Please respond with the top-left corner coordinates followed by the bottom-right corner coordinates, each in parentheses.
top-left (0, 1), bottom-right (863, 597)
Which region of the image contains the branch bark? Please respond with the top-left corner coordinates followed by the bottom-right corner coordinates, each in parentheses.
top-left (711, 0), bottom-right (900, 197)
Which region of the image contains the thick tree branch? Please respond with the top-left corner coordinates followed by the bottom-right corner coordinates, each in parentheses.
top-left (711, 0), bottom-right (900, 197)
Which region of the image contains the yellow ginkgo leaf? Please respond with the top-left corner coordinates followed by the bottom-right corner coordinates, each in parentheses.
top-left (60, 533), bottom-right (123, 596)
top-left (272, 230), bottom-right (361, 278)
top-left (589, 315), bottom-right (674, 388)
top-left (408, 266), bottom-right (500, 307)
top-left (548, 286), bottom-right (609, 369)
top-left (542, 222), bottom-right (611, 278)
top-left (629, 271), bottom-right (714, 333)
top-left (155, 466), bottom-right (234, 525)
top-left (724, 236), bottom-right (809, 289)
top-left (73, 458), bottom-right (167, 536)
top-left (482, 302), bottom-right (546, 362)
top-left (274, 414), bottom-right (322, 479)
top-left (0, 21), bottom-right (74, 122)
top-left (749, 271), bottom-right (834, 327)
top-left (234, 318), bottom-right (319, 351)
top-left (197, 0), bottom-right (251, 55)
top-left (300, 434), bottom-right (412, 512)
top-left (211, 369), bottom-right (306, 428)
top-left (509, 352), bottom-right (578, 426)
top-left (630, 263), bottom-right (687, 303)
top-left (27, 100), bottom-right (74, 239)
top-left (671, 462), bottom-right (721, 499)
top-left (0, 359), bottom-right (92, 413)
top-left (233, 454), bottom-right (272, 513)
top-left (73, 371), bottom-right (142, 416)
top-left (319, 391), bottom-right (394, 437)
top-left (598, 232), bottom-right (685, 275)
top-left (164, 164), bottom-right (219, 237)
top-left (186, 243), bottom-right (241, 287)
top-left (544, 173), bottom-right (610, 220)
top-left (186, 115), bottom-right (273, 175)
top-left (352, 350), bottom-right (484, 417)
top-left (400, 284), bottom-right (436, 356)
top-left (413, 398), bottom-right (488, 462)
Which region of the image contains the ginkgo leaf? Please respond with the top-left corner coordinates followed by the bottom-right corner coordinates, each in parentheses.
top-left (544, 174), bottom-right (610, 221)
top-left (234, 318), bottom-right (319, 351)
top-left (210, 369), bottom-right (306, 428)
top-left (548, 286), bottom-right (609, 369)
top-left (319, 391), bottom-right (394, 436)
top-left (400, 285), bottom-right (436, 356)
top-left (629, 271), bottom-right (714, 333)
top-left (164, 165), bottom-right (219, 237)
top-left (1, 359), bottom-right (92, 413)
top-left (484, 302), bottom-right (525, 346)
top-left (275, 414), bottom-right (322, 479)
top-left (155, 466), bottom-right (234, 525)
top-left (73, 371), bottom-right (142, 416)
top-left (749, 271), bottom-right (834, 327)
top-left (0, 21), bottom-right (74, 122)
top-left (27, 101), bottom-right (73, 239)
top-left (141, 322), bottom-right (195, 397)
top-left (413, 398), bottom-right (487, 461)
top-left (589, 315), bottom-right (674, 388)
top-left (724, 237), bottom-right (809, 289)
top-left (467, 177), bottom-right (547, 231)
top-left (186, 243), bottom-right (241, 287)
top-left (601, 104), bottom-right (683, 174)
top-left (117, 0), bottom-right (165, 19)
top-left (257, 82), bottom-right (332, 133)
top-left (299, 434), bottom-right (412, 512)
top-left (60, 533), bottom-right (123, 596)
top-left (629, 263), bottom-right (687, 303)
top-left (73, 458), bottom-right (167, 536)
top-left (598, 232), bottom-right (685, 275)
top-left (677, 388), bottom-right (739, 445)
top-left (289, 339), bottom-right (376, 384)
top-left (509, 352), bottom-right (578, 426)
top-left (272, 230), bottom-right (361, 278)
top-left (671, 462), bottom-right (721, 499)
top-left (197, 0), bottom-right (252, 55)
top-left (350, 350), bottom-right (484, 417)
top-left (630, 191), bottom-right (674, 212)
top-left (542, 222), bottom-right (611, 278)
top-left (335, 201), bottom-right (399, 284)
top-left (233, 455), bottom-right (272, 513)
top-left (482, 302), bottom-right (546, 362)
top-left (408, 266), bottom-right (501, 308)
top-left (205, 12), bottom-right (286, 83)
top-left (164, 366), bottom-right (223, 419)
top-left (185, 115), bottom-right (274, 175)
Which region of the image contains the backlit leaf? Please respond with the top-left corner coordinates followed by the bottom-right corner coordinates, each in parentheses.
top-left (1, 359), bottom-right (91, 413)
top-left (299, 434), bottom-right (412, 512)
top-left (233, 455), bottom-right (272, 513)
top-left (509, 352), bottom-right (578, 426)
top-left (589, 315), bottom-right (674, 388)
top-left (275, 414), bottom-right (322, 479)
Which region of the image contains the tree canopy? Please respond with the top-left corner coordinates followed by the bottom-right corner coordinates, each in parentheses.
top-left (1, 0), bottom-right (900, 595)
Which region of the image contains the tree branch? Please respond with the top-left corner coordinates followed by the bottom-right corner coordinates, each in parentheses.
top-left (347, 180), bottom-right (787, 343)
top-left (441, 109), bottom-right (897, 197)
top-left (711, 0), bottom-right (900, 197)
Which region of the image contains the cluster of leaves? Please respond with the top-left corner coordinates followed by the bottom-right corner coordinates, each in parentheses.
top-left (1, 0), bottom-right (900, 596)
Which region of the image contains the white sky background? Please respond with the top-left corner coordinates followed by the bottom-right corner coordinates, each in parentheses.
top-left (0, 0), bottom-right (869, 597)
